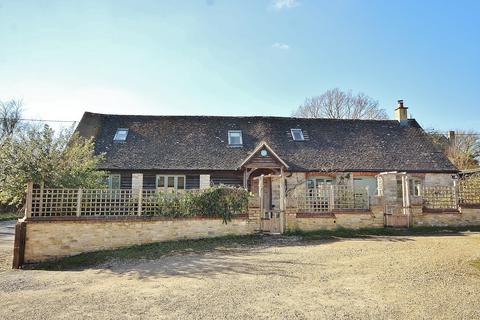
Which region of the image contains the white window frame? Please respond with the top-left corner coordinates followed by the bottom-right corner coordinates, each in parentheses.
top-left (396, 177), bottom-right (423, 197)
top-left (228, 130), bottom-right (243, 145)
top-left (113, 128), bottom-right (129, 141)
top-left (290, 128), bottom-right (305, 141)
top-left (409, 177), bottom-right (422, 196)
top-left (155, 175), bottom-right (186, 192)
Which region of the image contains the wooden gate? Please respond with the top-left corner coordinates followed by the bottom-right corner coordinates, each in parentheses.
top-left (385, 213), bottom-right (410, 228)
top-left (260, 210), bottom-right (282, 234)
top-left (383, 173), bottom-right (412, 228)
top-left (254, 173), bottom-right (286, 234)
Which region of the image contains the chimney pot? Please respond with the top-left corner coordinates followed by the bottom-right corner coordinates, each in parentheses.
top-left (397, 100), bottom-right (404, 108)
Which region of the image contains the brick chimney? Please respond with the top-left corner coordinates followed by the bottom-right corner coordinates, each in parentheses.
top-left (448, 131), bottom-right (456, 146)
top-left (395, 99), bottom-right (408, 122)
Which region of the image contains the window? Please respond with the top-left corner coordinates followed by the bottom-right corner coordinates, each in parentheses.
top-left (156, 175), bottom-right (186, 192)
top-left (307, 177), bottom-right (334, 189)
top-left (113, 128), bottom-right (128, 141)
top-left (106, 174), bottom-right (121, 189)
top-left (396, 177), bottom-right (422, 198)
top-left (228, 130), bottom-right (242, 145)
top-left (291, 128), bottom-right (304, 141)
top-left (409, 178), bottom-right (422, 196)
top-left (353, 177), bottom-right (377, 194)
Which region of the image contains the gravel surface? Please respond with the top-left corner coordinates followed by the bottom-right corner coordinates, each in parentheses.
top-left (1, 232), bottom-right (479, 319)
top-left (0, 220), bottom-right (15, 272)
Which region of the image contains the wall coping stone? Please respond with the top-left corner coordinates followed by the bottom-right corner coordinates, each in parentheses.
top-left (26, 213), bottom-right (248, 223)
top-left (296, 209), bottom-right (372, 218)
top-left (460, 204), bottom-right (480, 209)
top-left (421, 208), bottom-right (460, 214)
top-left (296, 212), bottom-right (335, 218)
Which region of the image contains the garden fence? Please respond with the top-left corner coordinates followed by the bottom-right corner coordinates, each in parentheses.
top-left (26, 184), bottom-right (245, 218)
top-left (296, 185), bottom-right (369, 212)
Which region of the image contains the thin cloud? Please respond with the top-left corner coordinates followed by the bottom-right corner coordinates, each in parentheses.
top-left (271, 0), bottom-right (300, 10)
top-left (272, 42), bottom-right (290, 50)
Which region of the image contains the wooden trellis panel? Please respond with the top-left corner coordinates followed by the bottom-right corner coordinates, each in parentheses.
top-left (422, 186), bottom-right (457, 209)
top-left (297, 185), bottom-right (369, 212)
top-left (458, 175), bottom-right (480, 205)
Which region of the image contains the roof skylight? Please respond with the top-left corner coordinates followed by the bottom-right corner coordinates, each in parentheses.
top-left (113, 128), bottom-right (129, 141)
top-left (291, 128), bottom-right (305, 141)
top-left (228, 130), bottom-right (243, 146)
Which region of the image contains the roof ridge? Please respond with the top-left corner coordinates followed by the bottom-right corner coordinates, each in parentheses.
top-left (83, 112), bottom-right (397, 123)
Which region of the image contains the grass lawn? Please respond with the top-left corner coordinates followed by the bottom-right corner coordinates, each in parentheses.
top-left (286, 225), bottom-right (480, 240)
top-left (30, 225), bottom-right (480, 271)
top-left (0, 212), bottom-right (19, 221)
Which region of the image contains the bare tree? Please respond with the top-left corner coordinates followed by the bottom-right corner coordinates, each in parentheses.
top-left (292, 88), bottom-right (388, 120)
top-left (428, 129), bottom-right (480, 170)
top-left (0, 99), bottom-right (23, 140)
top-left (447, 131), bottom-right (480, 170)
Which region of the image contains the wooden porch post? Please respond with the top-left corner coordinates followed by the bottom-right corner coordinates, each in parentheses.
top-left (453, 179), bottom-right (459, 208)
top-left (279, 172), bottom-right (286, 233)
top-left (401, 175), bottom-right (407, 215)
top-left (76, 188), bottom-right (82, 217)
top-left (259, 174), bottom-right (264, 215)
top-left (328, 185), bottom-right (335, 211)
top-left (243, 170), bottom-right (247, 189)
top-left (137, 188), bottom-right (143, 216)
top-left (38, 181), bottom-right (44, 217)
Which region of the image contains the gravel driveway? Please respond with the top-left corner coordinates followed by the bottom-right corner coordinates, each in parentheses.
top-left (1, 232), bottom-right (479, 319)
top-left (0, 220), bottom-right (15, 271)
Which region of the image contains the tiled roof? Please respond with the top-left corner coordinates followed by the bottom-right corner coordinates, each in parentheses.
top-left (76, 112), bottom-right (458, 173)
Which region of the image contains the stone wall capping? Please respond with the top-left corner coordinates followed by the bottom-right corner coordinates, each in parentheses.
top-left (26, 214), bottom-right (249, 223)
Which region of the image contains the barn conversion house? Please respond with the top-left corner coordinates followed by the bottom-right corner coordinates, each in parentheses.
top-left (76, 100), bottom-right (457, 202)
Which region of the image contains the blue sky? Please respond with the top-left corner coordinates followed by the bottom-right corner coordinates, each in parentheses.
top-left (0, 0), bottom-right (479, 131)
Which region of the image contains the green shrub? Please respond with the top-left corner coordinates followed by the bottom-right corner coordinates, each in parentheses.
top-left (154, 185), bottom-right (250, 223)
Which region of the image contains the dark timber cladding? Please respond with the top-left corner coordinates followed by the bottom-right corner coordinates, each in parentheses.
top-left (110, 170), bottom-right (243, 189)
top-left (246, 150), bottom-right (283, 168)
top-left (76, 112), bottom-right (458, 173)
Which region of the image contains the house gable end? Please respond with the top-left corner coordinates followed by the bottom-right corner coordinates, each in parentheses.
top-left (239, 142), bottom-right (289, 169)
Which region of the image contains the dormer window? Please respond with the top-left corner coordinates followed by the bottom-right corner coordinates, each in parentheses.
top-left (113, 128), bottom-right (128, 141)
top-left (228, 130), bottom-right (243, 146)
top-left (291, 128), bottom-right (304, 141)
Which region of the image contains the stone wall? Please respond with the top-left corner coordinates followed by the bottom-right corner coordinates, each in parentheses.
top-left (17, 203), bottom-right (480, 265)
top-left (23, 216), bottom-right (255, 263)
top-left (413, 207), bottom-right (480, 227)
top-left (285, 205), bottom-right (384, 231)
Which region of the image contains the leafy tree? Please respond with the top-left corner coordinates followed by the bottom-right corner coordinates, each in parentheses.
top-left (292, 88), bottom-right (388, 120)
top-left (0, 125), bottom-right (107, 207)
